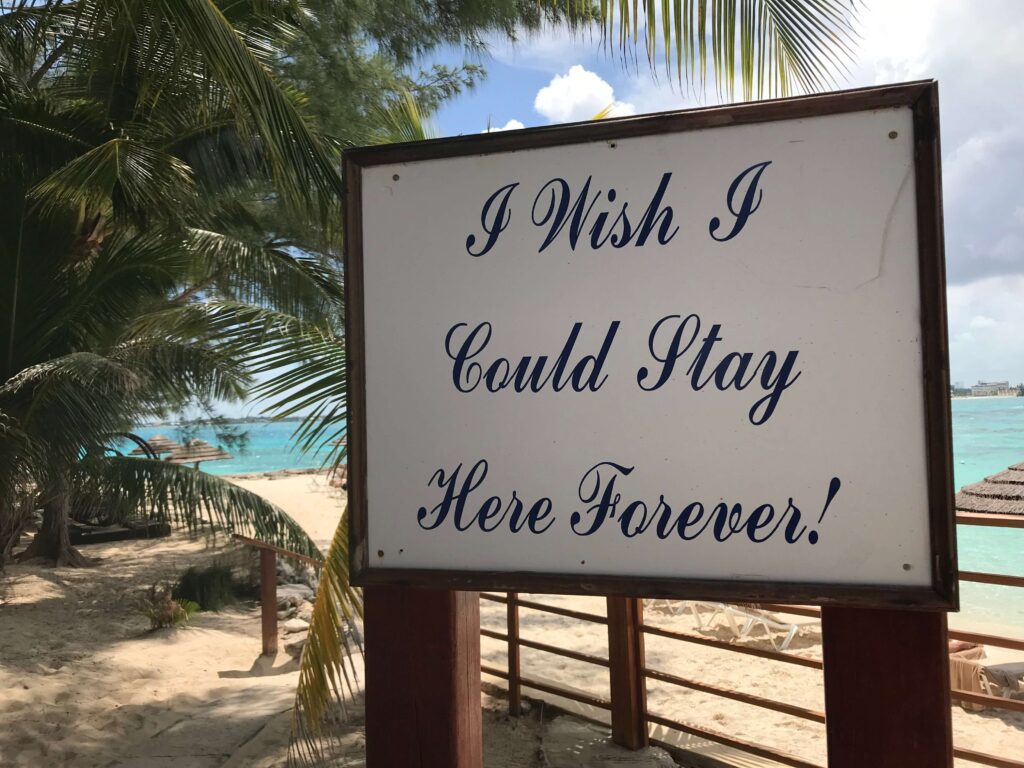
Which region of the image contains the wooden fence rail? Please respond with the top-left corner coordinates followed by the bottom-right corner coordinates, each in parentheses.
top-left (484, 513), bottom-right (1024, 768)
top-left (487, 590), bottom-right (1024, 768)
top-left (234, 521), bottom-right (1024, 768)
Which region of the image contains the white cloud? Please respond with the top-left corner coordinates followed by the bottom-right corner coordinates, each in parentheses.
top-left (620, 76), bottom-right (693, 115)
top-left (969, 315), bottom-right (997, 330)
top-left (482, 119), bottom-right (525, 133)
top-left (841, 1), bottom-right (1024, 285)
top-left (948, 277), bottom-right (1024, 384)
top-left (534, 65), bottom-right (636, 124)
top-left (486, 23), bottom-right (602, 73)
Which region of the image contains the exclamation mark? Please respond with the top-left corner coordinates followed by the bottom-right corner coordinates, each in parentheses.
top-left (807, 476), bottom-right (842, 545)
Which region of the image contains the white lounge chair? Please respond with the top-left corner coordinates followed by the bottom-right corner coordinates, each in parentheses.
top-left (686, 601), bottom-right (803, 651)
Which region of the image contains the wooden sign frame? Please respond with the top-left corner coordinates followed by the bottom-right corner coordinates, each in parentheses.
top-left (343, 80), bottom-right (957, 609)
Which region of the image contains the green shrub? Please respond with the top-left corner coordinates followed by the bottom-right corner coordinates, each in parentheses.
top-left (173, 563), bottom-right (240, 611)
top-left (145, 583), bottom-right (198, 629)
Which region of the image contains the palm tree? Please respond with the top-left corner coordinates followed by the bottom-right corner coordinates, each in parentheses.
top-left (0, 0), bottom-right (346, 565)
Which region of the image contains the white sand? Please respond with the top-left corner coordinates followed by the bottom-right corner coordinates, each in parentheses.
top-left (0, 534), bottom-right (302, 767)
top-left (482, 594), bottom-right (1024, 767)
top-left (0, 474), bottom-right (343, 768)
top-left (2, 473), bottom-right (1021, 767)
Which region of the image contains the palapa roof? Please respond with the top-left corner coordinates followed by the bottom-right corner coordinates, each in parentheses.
top-left (956, 461), bottom-right (1024, 516)
top-left (128, 434), bottom-right (182, 455)
top-left (165, 439), bottom-right (232, 465)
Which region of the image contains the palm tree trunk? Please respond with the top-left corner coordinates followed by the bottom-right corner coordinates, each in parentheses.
top-left (18, 491), bottom-right (92, 567)
top-left (1, 497), bottom-right (32, 569)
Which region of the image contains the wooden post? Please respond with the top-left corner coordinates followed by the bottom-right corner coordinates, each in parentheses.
top-left (365, 587), bottom-right (483, 768)
top-left (507, 592), bottom-right (521, 716)
top-left (821, 607), bottom-right (952, 768)
top-left (607, 596), bottom-right (648, 749)
top-left (259, 548), bottom-right (277, 656)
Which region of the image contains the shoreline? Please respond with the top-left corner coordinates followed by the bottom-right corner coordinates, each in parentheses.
top-left (952, 394), bottom-right (1021, 400)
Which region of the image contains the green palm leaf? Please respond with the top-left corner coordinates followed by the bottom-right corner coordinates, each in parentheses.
top-left (29, 137), bottom-right (196, 222)
top-left (144, 0), bottom-right (343, 219)
top-left (288, 508), bottom-right (362, 766)
top-left (547, 0), bottom-right (858, 99)
top-left (82, 456), bottom-right (322, 560)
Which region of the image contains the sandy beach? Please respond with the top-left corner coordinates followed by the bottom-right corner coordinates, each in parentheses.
top-left (1, 473), bottom-right (1021, 767)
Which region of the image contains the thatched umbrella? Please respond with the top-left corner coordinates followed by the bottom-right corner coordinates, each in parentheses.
top-left (165, 439), bottom-right (232, 470)
top-left (956, 462), bottom-right (1024, 518)
top-left (128, 434), bottom-right (182, 456)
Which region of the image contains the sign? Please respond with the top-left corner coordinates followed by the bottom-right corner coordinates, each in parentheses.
top-left (344, 81), bottom-right (957, 607)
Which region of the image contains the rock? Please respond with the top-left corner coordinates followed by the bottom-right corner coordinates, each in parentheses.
top-left (277, 605), bottom-right (296, 620)
top-left (284, 631), bottom-right (308, 658)
top-left (344, 623), bottom-right (363, 645)
top-left (296, 600), bottom-right (315, 622)
top-left (277, 583), bottom-right (314, 606)
top-left (276, 560), bottom-right (297, 585)
top-left (541, 717), bottom-right (676, 767)
top-left (289, 563), bottom-right (319, 591)
top-left (283, 617), bottom-right (309, 634)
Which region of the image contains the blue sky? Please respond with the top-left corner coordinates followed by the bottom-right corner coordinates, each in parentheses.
top-left (419, 0), bottom-right (1024, 390)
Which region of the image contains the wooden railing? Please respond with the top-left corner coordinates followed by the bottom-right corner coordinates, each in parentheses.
top-left (480, 511), bottom-right (1024, 768)
top-left (234, 534), bottom-right (323, 656)
top-left (234, 516), bottom-right (1024, 768)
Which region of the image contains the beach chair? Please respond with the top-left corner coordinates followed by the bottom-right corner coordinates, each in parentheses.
top-left (949, 644), bottom-right (1024, 710)
top-left (686, 602), bottom-right (804, 651)
top-left (980, 662), bottom-right (1024, 699)
top-left (644, 598), bottom-right (683, 615)
top-left (734, 605), bottom-right (803, 651)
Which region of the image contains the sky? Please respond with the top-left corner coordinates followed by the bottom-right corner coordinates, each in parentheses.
top-left (423, 0), bottom-right (1024, 389)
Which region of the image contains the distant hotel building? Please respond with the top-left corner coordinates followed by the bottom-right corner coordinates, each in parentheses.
top-left (970, 380), bottom-right (1014, 397)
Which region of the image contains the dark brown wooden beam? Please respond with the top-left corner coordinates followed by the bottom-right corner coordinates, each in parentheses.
top-left (259, 548), bottom-right (277, 656)
top-left (607, 597), bottom-right (648, 749)
top-left (822, 607), bottom-right (952, 767)
top-left (507, 592), bottom-right (521, 716)
top-left (364, 587), bottom-right (482, 768)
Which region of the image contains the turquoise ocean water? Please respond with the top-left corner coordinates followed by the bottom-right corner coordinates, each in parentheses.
top-left (131, 400), bottom-right (1024, 629)
top-left (950, 398), bottom-right (1024, 631)
top-left (126, 420), bottom-right (334, 476)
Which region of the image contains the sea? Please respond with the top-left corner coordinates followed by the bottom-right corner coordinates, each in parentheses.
top-left (130, 398), bottom-right (1024, 630)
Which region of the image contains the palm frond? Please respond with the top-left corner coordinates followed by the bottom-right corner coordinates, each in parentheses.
top-left (184, 228), bottom-right (342, 321)
top-left (83, 455), bottom-right (322, 560)
top-left (108, 336), bottom-right (251, 406)
top-left (147, 0), bottom-right (342, 219)
top-left (369, 90), bottom-right (437, 145)
top-left (288, 508), bottom-right (362, 766)
top-left (209, 300), bottom-right (346, 463)
top-left (547, 0), bottom-right (858, 99)
top-left (29, 137), bottom-right (196, 222)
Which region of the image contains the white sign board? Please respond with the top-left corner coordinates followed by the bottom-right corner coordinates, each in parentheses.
top-left (345, 82), bottom-right (956, 607)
